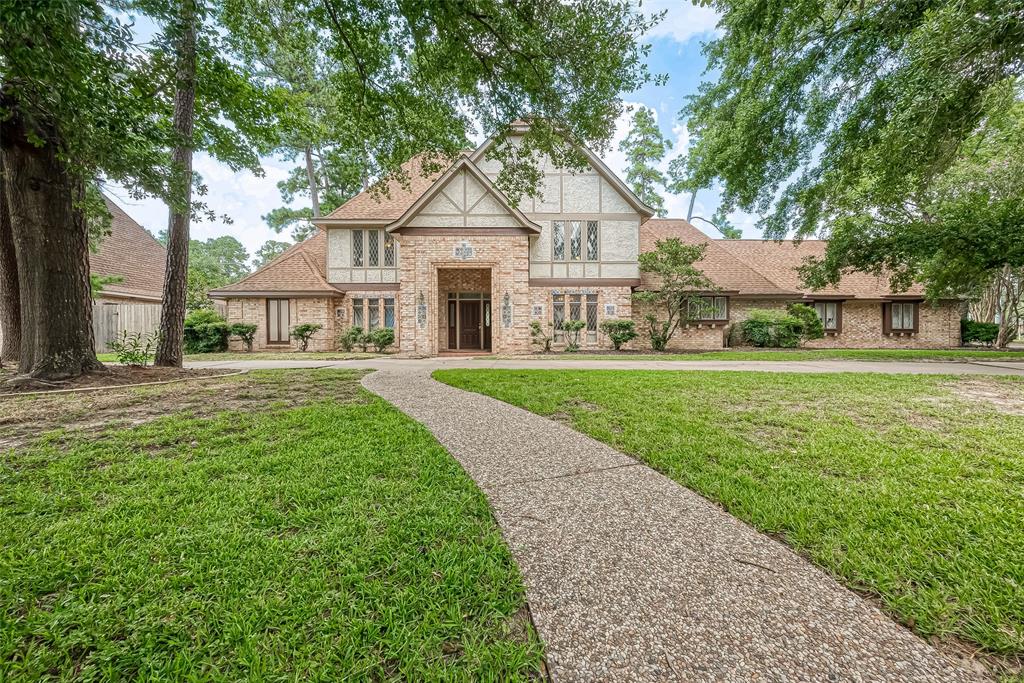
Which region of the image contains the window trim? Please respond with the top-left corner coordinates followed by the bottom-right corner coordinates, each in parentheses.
top-left (551, 220), bottom-right (599, 262)
top-left (883, 301), bottom-right (920, 334)
top-left (687, 295), bottom-right (729, 323)
top-left (266, 298), bottom-right (291, 345)
top-left (813, 300), bottom-right (843, 334)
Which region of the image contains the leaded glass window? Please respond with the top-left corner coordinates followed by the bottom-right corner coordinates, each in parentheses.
top-left (352, 230), bottom-right (363, 267)
top-left (552, 294), bottom-right (565, 341)
top-left (552, 221), bottom-right (565, 260)
top-left (586, 294), bottom-right (598, 343)
top-left (501, 292), bottom-right (512, 328)
top-left (367, 298), bottom-right (380, 330)
top-left (569, 221), bottom-right (582, 260)
top-left (569, 294), bottom-right (582, 321)
top-left (368, 230), bottom-right (379, 267)
top-left (351, 298), bottom-right (364, 327)
top-left (383, 232), bottom-right (395, 267)
top-left (384, 297), bottom-right (395, 328)
top-left (586, 221), bottom-right (598, 261)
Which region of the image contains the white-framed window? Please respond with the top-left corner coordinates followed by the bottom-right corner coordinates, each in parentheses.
top-left (814, 301), bottom-right (840, 331)
top-left (552, 220), bottom-right (599, 262)
top-left (688, 295), bottom-right (728, 321)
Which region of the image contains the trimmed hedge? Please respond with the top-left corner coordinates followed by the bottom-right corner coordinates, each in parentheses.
top-left (183, 309), bottom-right (229, 354)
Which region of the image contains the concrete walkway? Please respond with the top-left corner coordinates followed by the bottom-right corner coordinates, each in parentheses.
top-left (186, 355), bottom-right (1024, 376)
top-left (360, 366), bottom-right (985, 682)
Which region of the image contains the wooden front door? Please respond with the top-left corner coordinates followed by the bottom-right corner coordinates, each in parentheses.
top-left (459, 300), bottom-right (482, 349)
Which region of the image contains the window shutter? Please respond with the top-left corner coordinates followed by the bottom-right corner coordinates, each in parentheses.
top-left (882, 303), bottom-right (892, 335)
top-left (835, 302), bottom-right (843, 334)
top-left (912, 302), bottom-right (920, 333)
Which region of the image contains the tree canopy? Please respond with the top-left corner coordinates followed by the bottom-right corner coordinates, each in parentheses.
top-left (253, 239), bottom-right (293, 269)
top-left (680, 0), bottom-right (1024, 293)
top-left (618, 107), bottom-right (671, 216)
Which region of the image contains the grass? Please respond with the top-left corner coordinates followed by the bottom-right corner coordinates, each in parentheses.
top-left (486, 348), bottom-right (1024, 362)
top-left (435, 368), bottom-right (1024, 669)
top-left (0, 370), bottom-right (542, 681)
top-left (95, 351), bottom-right (383, 362)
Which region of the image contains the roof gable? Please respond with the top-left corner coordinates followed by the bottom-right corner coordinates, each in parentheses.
top-left (388, 157), bottom-right (541, 233)
top-left (208, 231), bottom-right (336, 297)
top-left (314, 155), bottom-right (448, 225)
top-left (91, 197), bottom-right (168, 301)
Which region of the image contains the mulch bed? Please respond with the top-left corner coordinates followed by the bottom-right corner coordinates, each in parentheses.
top-left (0, 366), bottom-right (233, 395)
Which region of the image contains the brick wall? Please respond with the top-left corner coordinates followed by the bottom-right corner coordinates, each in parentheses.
top-left (527, 285), bottom-right (633, 352)
top-left (224, 296), bottom-right (341, 352)
top-left (628, 300), bottom-right (727, 351)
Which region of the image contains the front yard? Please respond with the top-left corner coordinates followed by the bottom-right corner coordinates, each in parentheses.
top-left (94, 351), bottom-right (383, 363)
top-left (495, 348), bottom-right (1024, 362)
top-left (436, 368), bottom-right (1024, 673)
top-left (0, 370), bottom-right (542, 680)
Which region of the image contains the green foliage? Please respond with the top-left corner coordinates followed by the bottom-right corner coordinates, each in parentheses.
top-left (529, 320), bottom-right (553, 352)
top-left (599, 319), bottom-right (638, 350)
top-left (290, 323), bottom-right (322, 352)
top-left (187, 236), bottom-right (250, 309)
top-left (560, 319), bottom-right (586, 352)
top-left (961, 320), bottom-right (1003, 347)
top-left (618, 107), bottom-right (671, 216)
top-left (710, 207), bottom-right (741, 239)
top-left (228, 323), bottom-right (257, 352)
top-left (786, 303), bottom-right (824, 343)
top-left (89, 274), bottom-right (123, 299)
top-left (681, 0), bottom-right (1024, 301)
top-left (633, 238), bottom-right (715, 351)
top-left (337, 326), bottom-right (365, 352)
top-left (108, 330), bottom-right (160, 366)
top-left (183, 309), bottom-right (229, 354)
top-left (368, 327), bottom-right (395, 353)
top-left (739, 310), bottom-right (804, 348)
top-left (253, 239), bottom-right (292, 269)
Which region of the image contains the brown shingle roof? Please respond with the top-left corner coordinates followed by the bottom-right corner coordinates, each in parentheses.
top-left (640, 219), bottom-right (921, 299)
top-left (716, 239), bottom-right (925, 298)
top-left (318, 155), bottom-right (450, 222)
top-left (90, 197), bottom-right (167, 302)
top-left (208, 230), bottom-right (336, 296)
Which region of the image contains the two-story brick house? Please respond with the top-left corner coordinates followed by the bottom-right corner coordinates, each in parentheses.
top-left (210, 127), bottom-right (961, 353)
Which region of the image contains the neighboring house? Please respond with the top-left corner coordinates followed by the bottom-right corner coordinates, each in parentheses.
top-left (210, 124), bottom-right (961, 354)
top-left (91, 197), bottom-right (167, 304)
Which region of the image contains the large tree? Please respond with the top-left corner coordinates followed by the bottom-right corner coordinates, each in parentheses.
top-left (186, 236), bottom-right (250, 308)
top-left (680, 0), bottom-right (1024, 299)
top-left (618, 106), bottom-right (671, 216)
top-left (253, 239), bottom-right (292, 269)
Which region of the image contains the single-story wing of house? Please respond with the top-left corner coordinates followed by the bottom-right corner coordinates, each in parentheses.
top-left (209, 124), bottom-right (961, 354)
top-left (91, 197), bottom-right (167, 305)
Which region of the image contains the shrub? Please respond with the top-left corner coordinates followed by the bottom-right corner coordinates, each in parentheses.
top-left (786, 303), bottom-right (824, 343)
top-left (529, 320), bottom-right (552, 352)
top-left (739, 309), bottom-right (803, 348)
top-left (290, 323), bottom-right (323, 352)
top-left (561, 319), bottom-right (586, 352)
top-left (369, 327), bottom-right (395, 352)
top-left (599, 319), bottom-right (637, 350)
top-left (109, 330), bottom-right (160, 366)
top-left (338, 326), bottom-right (370, 352)
top-left (961, 320), bottom-right (1000, 346)
top-left (229, 323), bottom-right (257, 352)
top-left (183, 309), bottom-right (229, 354)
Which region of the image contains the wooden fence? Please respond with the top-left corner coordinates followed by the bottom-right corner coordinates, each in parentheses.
top-left (92, 303), bottom-right (162, 352)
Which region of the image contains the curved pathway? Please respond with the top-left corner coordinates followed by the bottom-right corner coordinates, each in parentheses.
top-left (361, 367), bottom-right (986, 682)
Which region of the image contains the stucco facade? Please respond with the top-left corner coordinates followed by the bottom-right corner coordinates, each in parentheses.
top-left (212, 126), bottom-right (962, 354)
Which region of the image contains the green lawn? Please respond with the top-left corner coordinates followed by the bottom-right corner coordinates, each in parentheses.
top-left (490, 348), bottom-right (1024, 362)
top-left (96, 351), bottom-right (383, 362)
top-left (0, 370), bottom-right (542, 681)
top-left (436, 368), bottom-right (1024, 668)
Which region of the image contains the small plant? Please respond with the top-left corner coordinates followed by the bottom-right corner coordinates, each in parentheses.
top-left (109, 330), bottom-right (160, 366)
top-left (229, 323), bottom-right (257, 352)
top-left (561, 319), bottom-right (586, 352)
top-left (369, 327), bottom-right (395, 352)
top-left (529, 320), bottom-right (553, 352)
top-left (183, 309), bottom-right (230, 354)
top-left (599, 319), bottom-right (637, 350)
top-left (290, 323), bottom-right (323, 352)
top-left (338, 326), bottom-right (363, 352)
top-left (962, 320), bottom-right (1000, 346)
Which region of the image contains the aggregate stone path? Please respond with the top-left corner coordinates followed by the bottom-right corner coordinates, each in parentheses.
top-left (361, 367), bottom-right (986, 683)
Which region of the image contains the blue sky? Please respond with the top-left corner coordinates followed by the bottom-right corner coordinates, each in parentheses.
top-left (106, 1), bottom-right (752, 263)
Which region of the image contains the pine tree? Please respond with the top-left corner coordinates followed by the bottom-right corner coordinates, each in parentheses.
top-left (618, 107), bottom-right (672, 217)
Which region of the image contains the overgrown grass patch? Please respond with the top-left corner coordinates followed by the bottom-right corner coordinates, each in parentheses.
top-left (1, 370), bottom-right (542, 681)
top-left (435, 368), bottom-right (1024, 667)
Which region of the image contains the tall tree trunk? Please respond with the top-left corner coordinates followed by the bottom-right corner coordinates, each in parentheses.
top-left (0, 153), bottom-right (21, 365)
top-left (0, 96), bottom-right (101, 379)
top-left (155, 0), bottom-right (198, 368)
top-left (304, 145), bottom-right (321, 217)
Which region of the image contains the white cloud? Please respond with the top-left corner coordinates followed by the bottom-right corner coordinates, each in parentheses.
top-left (641, 0), bottom-right (721, 45)
top-left (106, 152), bottom-right (298, 262)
